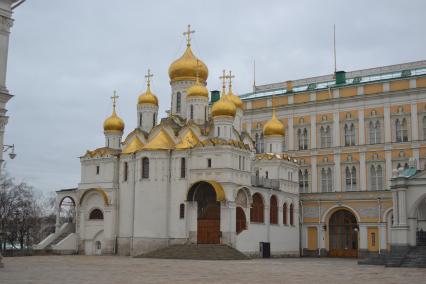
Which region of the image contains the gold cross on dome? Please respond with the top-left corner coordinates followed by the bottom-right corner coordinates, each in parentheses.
top-left (183, 24), bottom-right (195, 46)
top-left (219, 69), bottom-right (227, 95)
top-left (145, 69), bottom-right (154, 87)
top-left (111, 90), bottom-right (119, 108)
top-left (227, 70), bottom-right (235, 89)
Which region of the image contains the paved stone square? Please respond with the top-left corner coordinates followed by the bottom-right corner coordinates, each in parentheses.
top-left (0, 255), bottom-right (425, 284)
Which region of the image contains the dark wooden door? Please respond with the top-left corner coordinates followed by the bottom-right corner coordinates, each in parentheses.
top-left (328, 210), bottom-right (358, 257)
top-left (197, 204), bottom-right (220, 244)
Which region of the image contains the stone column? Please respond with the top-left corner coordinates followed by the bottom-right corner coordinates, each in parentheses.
top-left (310, 114), bottom-right (316, 149)
top-left (288, 116), bottom-right (294, 150)
top-left (359, 151), bottom-right (366, 191)
top-left (398, 190), bottom-right (407, 226)
top-left (392, 190), bottom-right (399, 225)
top-left (384, 105), bottom-right (391, 143)
top-left (411, 103), bottom-right (418, 141)
top-left (358, 109), bottom-right (365, 145)
top-left (311, 156), bottom-right (317, 193)
top-left (385, 149), bottom-right (392, 190)
top-left (333, 111), bottom-right (340, 147)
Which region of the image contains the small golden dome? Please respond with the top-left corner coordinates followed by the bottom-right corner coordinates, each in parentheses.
top-left (138, 85), bottom-right (158, 106)
top-left (212, 94), bottom-right (236, 118)
top-left (168, 45), bottom-right (208, 82)
top-left (263, 110), bottom-right (284, 136)
top-left (227, 89), bottom-right (243, 109)
top-left (186, 78), bottom-right (209, 99)
top-left (104, 109), bottom-right (125, 132)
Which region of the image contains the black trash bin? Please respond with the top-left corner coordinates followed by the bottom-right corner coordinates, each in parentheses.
top-left (259, 242), bottom-right (270, 258)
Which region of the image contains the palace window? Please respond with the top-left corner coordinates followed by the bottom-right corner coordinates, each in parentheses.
top-left (250, 193), bottom-right (264, 223)
top-left (344, 123), bottom-right (356, 146)
top-left (298, 169), bottom-right (309, 193)
top-left (190, 105), bottom-right (194, 120)
top-left (395, 118), bottom-right (408, 142)
top-left (270, 195), bottom-right (278, 225)
top-left (370, 165), bottom-right (384, 190)
top-left (179, 203), bottom-right (185, 219)
top-left (320, 125), bottom-right (332, 148)
top-left (321, 167), bottom-right (333, 192)
top-left (89, 209), bottom-right (104, 220)
top-left (124, 162), bottom-right (128, 182)
top-left (297, 128), bottom-right (308, 150)
top-left (369, 120), bottom-right (381, 144)
top-left (180, 157), bottom-right (186, 178)
top-left (345, 166), bottom-right (357, 191)
top-left (283, 203), bottom-right (288, 225)
top-left (290, 203), bottom-right (294, 226)
top-left (142, 157), bottom-right (149, 179)
top-left (176, 92), bottom-right (181, 113)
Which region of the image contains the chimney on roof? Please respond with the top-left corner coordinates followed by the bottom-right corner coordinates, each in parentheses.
top-left (335, 71), bottom-right (346, 85)
top-left (286, 80), bottom-right (293, 92)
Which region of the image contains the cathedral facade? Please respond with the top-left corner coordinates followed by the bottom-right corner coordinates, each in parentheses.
top-left (36, 29), bottom-right (426, 260)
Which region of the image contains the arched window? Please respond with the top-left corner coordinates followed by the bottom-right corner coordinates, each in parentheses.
top-left (180, 157), bottom-right (186, 178)
top-left (190, 105), bottom-right (194, 120)
top-left (320, 126), bottom-right (325, 147)
top-left (299, 169), bottom-right (309, 193)
top-left (142, 157), bottom-right (149, 179)
top-left (153, 113), bottom-right (156, 127)
top-left (260, 133), bottom-right (264, 153)
top-left (298, 128), bottom-right (308, 150)
top-left (204, 106), bottom-right (207, 121)
top-left (396, 118), bottom-right (408, 142)
top-left (290, 203), bottom-right (294, 226)
top-left (270, 195), bottom-right (278, 224)
top-left (89, 208), bottom-right (103, 220)
top-left (283, 203), bottom-right (288, 225)
top-left (250, 193), bottom-right (264, 223)
top-left (369, 120), bottom-right (381, 144)
top-left (370, 165), bottom-right (384, 191)
top-left (345, 166), bottom-right (357, 191)
top-left (139, 113), bottom-right (143, 127)
top-left (377, 165), bottom-right (383, 190)
top-left (344, 123), bottom-right (355, 146)
top-left (176, 92), bottom-right (181, 113)
top-left (321, 168), bottom-right (333, 192)
top-left (124, 162), bottom-right (128, 182)
top-left (179, 203), bottom-right (185, 219)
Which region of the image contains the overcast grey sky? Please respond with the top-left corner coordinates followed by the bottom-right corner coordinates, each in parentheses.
top-left (5, 0), bottom-right (426, 193)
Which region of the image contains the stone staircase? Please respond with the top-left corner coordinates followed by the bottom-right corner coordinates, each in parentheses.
top-left (137, 244), bottom-right (250, 260)
top-left (400, 246), bottom-right (426, 268)
top-left (47, 232), bottom-right (70, 248)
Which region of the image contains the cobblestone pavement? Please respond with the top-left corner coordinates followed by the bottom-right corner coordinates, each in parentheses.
top-left (1, 255), bottom-right (425, 284)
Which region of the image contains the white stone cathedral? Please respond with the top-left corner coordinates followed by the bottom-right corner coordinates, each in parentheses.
top-left (35, 27), bottom-right (300, 257)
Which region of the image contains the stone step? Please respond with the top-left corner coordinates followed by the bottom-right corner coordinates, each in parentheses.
top-left (136, 244), bottom-right (250, 260)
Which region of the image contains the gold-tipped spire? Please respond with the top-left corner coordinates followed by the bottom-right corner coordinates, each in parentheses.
top-left (104, 91), bottom-right (125, 132)
top-left (138, 69), bottom-right (159, 106)
top-left (226, 70), bottom-right (243, 109)
top-left (263, 109), bottom-right (284, 136)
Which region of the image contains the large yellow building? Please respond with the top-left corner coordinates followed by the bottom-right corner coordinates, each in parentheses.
top-left (241, 60), bottom-right (426, 257)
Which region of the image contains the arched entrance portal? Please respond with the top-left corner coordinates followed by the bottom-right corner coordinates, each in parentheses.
top-left (187, 181), bottom-right (225, 244)
top-left (328, 209), bottom-right (359, 257)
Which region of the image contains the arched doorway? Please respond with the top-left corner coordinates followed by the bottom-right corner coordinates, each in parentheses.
top-left (236, 207), bottom-right (247, 234)
top-left (328, 209), bottom-right (359, 257)
top-left (187, 181), bottom-right (225, 244)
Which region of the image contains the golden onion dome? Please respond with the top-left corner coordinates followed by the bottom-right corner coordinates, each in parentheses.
top-left (168, 45), bottom-right (208, 82)
top-left (138, 85), bottom-right (158, 106)
top-left (212, 94), bottom-right (236, 118)
top-left (227, 89), bottom-right (243, 109)
top-left (103, 109), bottom-right (125, 132)
top-left (263, 110), bottom-right (284, 136)
top-left (186, 78), bottom-right (209, 99)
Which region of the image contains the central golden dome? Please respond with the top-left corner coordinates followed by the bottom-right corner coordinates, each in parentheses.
top-left (168, 45), bottom-right (208, 82)
top-left (138, 85), bottom-right (158, 106)
top-left (263, 110), bottom-right (284, 136)
top-left (104, 109), bottom-right (125, 132)
top-left (212, 94), bottom-right (236, 118)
